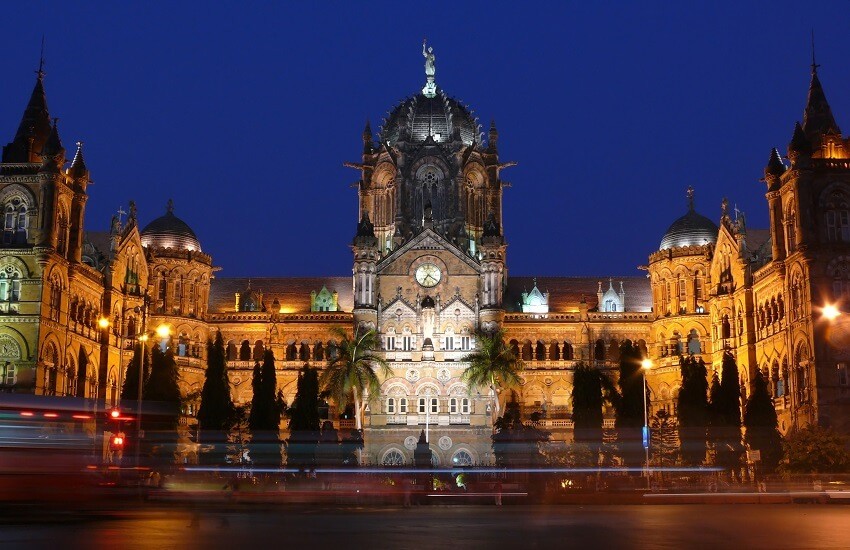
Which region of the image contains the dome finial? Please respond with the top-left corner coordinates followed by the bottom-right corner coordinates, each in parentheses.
top-left (166, 198), bottom-right (174, 214)
top-left (687, 186), bottom-right (695, 211)
top-left (422, 38), bottom-right (437, 98)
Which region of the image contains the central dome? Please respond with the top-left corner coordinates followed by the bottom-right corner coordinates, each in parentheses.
top-left (380, 89), bottom-right (480, 146)
top-left (140, 201), bottom-right (202, 252)
top-left (659, 208), bottom-right (718, 250)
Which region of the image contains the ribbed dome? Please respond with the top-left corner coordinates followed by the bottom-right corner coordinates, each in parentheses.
top-left (140, 202), bottom-right (201, 252)
top-left (659, 208), bottom-right (718, 250)
top-left (381, 89), bottom-right (480, 146)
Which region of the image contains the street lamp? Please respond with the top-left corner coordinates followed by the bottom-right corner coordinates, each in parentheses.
top-left (641, 358), bottom-right (652, 488)
top-left (822, 303), bottom-right (841, 321)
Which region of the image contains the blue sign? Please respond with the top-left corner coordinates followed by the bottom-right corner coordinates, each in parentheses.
top-left (642, 426), bottom-right (650, 449)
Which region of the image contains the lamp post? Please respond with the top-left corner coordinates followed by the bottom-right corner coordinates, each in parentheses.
top-left (641, 358), bottom-right (652, 488)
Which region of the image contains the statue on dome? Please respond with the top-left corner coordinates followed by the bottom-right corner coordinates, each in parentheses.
top-left (423, 39), bottom-right (435, 78)
top-left (422, 39), bottom-right (437, 97)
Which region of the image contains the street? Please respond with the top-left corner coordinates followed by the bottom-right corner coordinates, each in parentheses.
top-left (2, 504), bottom-right (849, 549)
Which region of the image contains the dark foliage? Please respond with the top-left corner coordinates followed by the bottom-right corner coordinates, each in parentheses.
top-left (710, 351), bottom-right (743, 471)
top-left (677, 355), bottom-right (709, 465)
top-left (76, 346), bottom-right (88, 398)
top-left (287, 364), bottom-right (321, 468)
top-left (247, 350), bottom-right (282, 466)
top-left (121, 342), bottom-right (149, 402)
top-left (141, 345), bottom-right (182, 463)
top-left (614, 340), bottom-right (646, 466)
top-left (197, 332), bottom-right (235, 432)
top-left (571, 362), bottom-right (616, 453)
top-left (783, 425), bottom-right (850, 474)
top-left (492, 402), bottom-right (550, 468)
top-left (743, 372), bottom-right (783, 472)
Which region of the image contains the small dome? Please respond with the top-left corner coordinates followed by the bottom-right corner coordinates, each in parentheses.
top-left (381, 89), bottom-right (480, 146)
top-left (659, 209), bottom-right (718, 250)
top-left (140, 200), bottom-right (201, 252)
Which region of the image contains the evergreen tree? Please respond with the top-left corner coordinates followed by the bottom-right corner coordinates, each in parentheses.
top-left (743, 372), bottom-right (783, 472)
top-left (614, 340), bottom-right (646, 466)
top-left (141, 346), bottom-right (182, 464)
top-left (121, 342), bottom-right (149, 402)
top-left (677, 355), bottom-right (709, 465)
top-left (710, 351), bottom-right (744, 474)
top-left (248, 349), bottom-right (281, 466)
top-left (571, 362), bottom-right (617, 457)
top-left (287, 363), bottom-right (321, 468)
top-left (783, 425), bottom-right (850, 474)
top-left (76, 347), bottom-right (88, 398)
top-left (197, 332), bottom-right (235, 464)
top-left (650, 409), bottom-right (680, 467)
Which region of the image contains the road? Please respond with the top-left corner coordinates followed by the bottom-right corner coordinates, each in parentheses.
top-left (2, 504), bottom-right (849, 549)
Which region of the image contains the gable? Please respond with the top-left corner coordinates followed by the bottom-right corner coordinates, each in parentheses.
top-left (377, 228), bottom-right (480, 275)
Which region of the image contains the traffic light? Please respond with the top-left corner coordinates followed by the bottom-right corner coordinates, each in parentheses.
top-left (111, 432), bottom-right (126, 450)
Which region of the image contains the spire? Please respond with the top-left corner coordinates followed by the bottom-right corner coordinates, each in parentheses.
top-left (362, 119), bottom-right (373, 154)
top-left (788, 120), bottom-right (812, 158)
top-left (687, 186), bottom-right (695, 211)
top-left (802, 48), bottom-right (841, 140)
top-left (2, 58), bottom-right (51, 163)
top-left (422, 39), bottom-right (437, 98)
top-left (40, 117), bottom-right (65, 160)
top-left (488, 119), bottom-right (498, 152)
top-left (765, 147), bottom-right (786, 178)
top-left (166, 198), bottom-right (175, 214)
top-left (69, 141), bottom-right (89, 179)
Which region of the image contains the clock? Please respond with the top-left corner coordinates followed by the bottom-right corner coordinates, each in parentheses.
top-left (415, 263), bottom-right (442, 287)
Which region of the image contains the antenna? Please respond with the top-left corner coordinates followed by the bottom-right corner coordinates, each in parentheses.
top-left (37, 35), bottom-right (45, 77)
top-left (811, 29), bottom-right (820, 73)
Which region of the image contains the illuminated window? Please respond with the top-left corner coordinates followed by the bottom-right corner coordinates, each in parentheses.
top-left (381, 449), bottom-right (405, 466)
top-left (452, 450), bottom-right (473, 466)
top-left (2, 362), bottom-right (14, 385)
top-left (3, 198), bottom-right (28, 245)
top-left (0, 269), bottom-right (22, 302)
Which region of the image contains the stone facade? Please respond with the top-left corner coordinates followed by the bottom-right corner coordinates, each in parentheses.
top-left (3, 52), bottom-right (849, 467)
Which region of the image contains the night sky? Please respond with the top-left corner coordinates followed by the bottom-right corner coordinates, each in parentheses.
top-left (1, 3), bottom-right (849, 278)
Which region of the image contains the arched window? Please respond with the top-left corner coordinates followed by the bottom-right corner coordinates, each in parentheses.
top-left (49, 276), bottom-right (62, 322)
top-left (56, 209), bottom-right (68, 256)
top-left (687, 329), bottom-right (701, 355)
top-left (562, 342), bottom-right (574, 360)
top-left (785, 209), bottom-right (797, 254)
top-left (386, 397), bottom-right (395, 414)
top-left (0, 268), bottom-right (22, 303)
top-left (452, 450), bottom-right (473, 466)
top-left (239, 340), bottom-right (251, 361)
top-left (173, 279), bottom-right (182, 314)
top-left (721, 315), bottom-right (731, 340)
top-left (253, 340), bottom-right (265, 360)
top-left (178, 333), bottom-right (189, 357)
top-left (594, 340), bottom-right (605, 361)
top-left (157, 278), bottom-right (167, 312)
top-left (825, 191), bottom-right (850, 242)
top-left (313, 342), bottom-right (324, 361)
top-left (3, 196), bottom-right (29, 245)
top-left (299, 343), bottom-right (310, 361)
top-left (226, 341), bottom-right (237, 361)
top-left (535, 341), bottom-right (545, 361)
top-left (381, 449), bottom-right (405, 466)
top-left (286, 343), bottom-right (297, 361)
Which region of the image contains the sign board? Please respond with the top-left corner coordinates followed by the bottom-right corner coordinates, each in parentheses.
top-left (746, 449), bottom-right (761, 462)
top-left (642, 426), bottom-right (650, 449)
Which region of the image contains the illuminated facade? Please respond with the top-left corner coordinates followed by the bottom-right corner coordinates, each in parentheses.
top-left (2, 50), bottom-right (849, 466)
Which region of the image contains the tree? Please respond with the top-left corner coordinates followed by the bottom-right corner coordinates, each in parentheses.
top-left (710, 351), bottom-right (744, 474)
top-left (743, 371), bottom-right (783, 472)
top-left (783, 425), bottom-right (850, 474)
top-left (197, 332), bottom-right (235, 464)
top-left (461, 329), bottom-right (524, 418)
top-left (650, 409), bottom-right (679, 467)
top-left (677, 355), bottom-right (709, 465)
top-left (571, 362), bottom-right (617, 454)
top-left (141, 346), bottom-right (182, 464)
top-left (76, 346), bottom-right (88, 398)
top-left (197, 332), bottom-right (235, 432)
top-left (320, 327), bottom-right (390, 431)
top-left (248, 349), bottom-right (282, 466)
top-left (121, 342), bottom-right (149, 402)
top-left (614, 339), bottom-right (646, 466)
top-left (287, 363), bottom-right (321, 468)
top-left (492, 402), bottom-right (550, 469)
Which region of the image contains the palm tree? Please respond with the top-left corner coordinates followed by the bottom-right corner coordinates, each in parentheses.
top-left (461, 329), bottom-right (523, 418)
top-left (320, 327), bottom-right (390, 431)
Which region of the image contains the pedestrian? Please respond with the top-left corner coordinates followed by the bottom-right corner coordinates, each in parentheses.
top-left (495, 480), bottom-right (503, 506)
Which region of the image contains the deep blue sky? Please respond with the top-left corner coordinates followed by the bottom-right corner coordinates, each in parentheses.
top-left (2, 2), bottom-right (849, 277)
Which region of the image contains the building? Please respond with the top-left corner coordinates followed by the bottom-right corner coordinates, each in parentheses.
top-left (2, 46), bottom-right (848, 466)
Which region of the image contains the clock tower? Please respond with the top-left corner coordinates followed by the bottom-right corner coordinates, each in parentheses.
top-left (348, 44), bottom-right (512, 466)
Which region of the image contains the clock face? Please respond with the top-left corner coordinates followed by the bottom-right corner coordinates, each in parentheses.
top-left (415, 263), bottom-right (442, 287)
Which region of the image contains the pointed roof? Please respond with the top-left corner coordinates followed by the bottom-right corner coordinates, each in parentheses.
top-left (802, 65), bottom-right (841, 139)
top-left (765, 147), bottom-right (786, 177)
top-left (2, 71), bottom-right (52, 163)
top-left (40, 118), bottom-right (64, 159)
top-left (789, 121), bottom-right (812, 155)
top-left (69, 141), bottom-right (89, 178)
